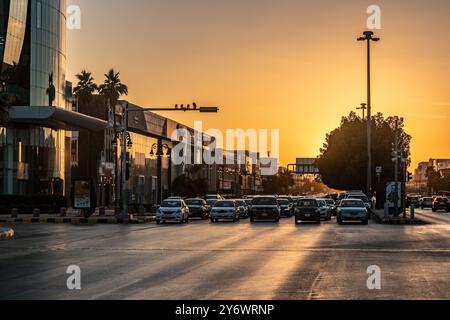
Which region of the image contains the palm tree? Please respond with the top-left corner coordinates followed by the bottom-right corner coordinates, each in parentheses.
top-left (98, 69), bottom-right (128, 111)
top-left (73, 70), bottom-right (98, 107)
top-left (98, 69), bottom-right (128, 208)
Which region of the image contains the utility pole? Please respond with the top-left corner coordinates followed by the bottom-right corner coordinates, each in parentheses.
top-left (358, 31), bottom-right (380, 198)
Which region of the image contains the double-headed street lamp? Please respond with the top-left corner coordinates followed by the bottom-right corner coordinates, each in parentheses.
top-left (357, 103), bottom-right (367, 120)
top-left (117, 102), bottom-right (219, 218)
top-left (357, 31), bottom-right (380, 197)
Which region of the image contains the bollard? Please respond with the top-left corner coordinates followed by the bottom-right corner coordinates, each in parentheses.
top-left (11, 208), bottom-right (18, 218)
top-left (99, 207), bottom-right (106, 217)
top-left (410, 205), bottom-right (415, 221)
top-left (33, 208), bottom-right (40, 218)
top-left (60, 207), bottom-right (67, 217)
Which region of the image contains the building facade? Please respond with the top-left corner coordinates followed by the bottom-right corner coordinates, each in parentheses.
top-left (1, 0), bottom-right (106, 201)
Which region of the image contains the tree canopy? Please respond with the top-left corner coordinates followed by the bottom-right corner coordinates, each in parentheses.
top-left (317, 112), bottom-right (411, 194)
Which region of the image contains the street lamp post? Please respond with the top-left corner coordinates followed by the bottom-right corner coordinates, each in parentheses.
top-left (150, 142), bottom-right (171, 204)
top-left (357, 103), bottom-right (367, 120)
top-left (117, 102), bottom-right (219, 219)
top-left (358, 31), bottom-right (380, 197)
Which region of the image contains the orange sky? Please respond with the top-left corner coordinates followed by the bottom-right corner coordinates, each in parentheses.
top-left (67, 0), bottom-right (450, 169)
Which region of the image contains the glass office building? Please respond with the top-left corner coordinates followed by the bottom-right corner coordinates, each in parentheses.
top-left (0, 0), bottom-right (68, 195)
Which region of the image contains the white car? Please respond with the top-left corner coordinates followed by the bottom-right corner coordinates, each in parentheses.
top-left (156, 199), bottom-right (190, 224)
top-left (210, 200), bottom-right (240, 222)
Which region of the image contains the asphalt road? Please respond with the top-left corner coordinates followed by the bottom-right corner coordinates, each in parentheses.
top-left (1, 209), bottom-right (450, 300)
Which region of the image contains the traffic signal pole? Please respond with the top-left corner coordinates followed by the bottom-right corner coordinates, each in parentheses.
top-left (117, 102), bottom-right (219, 219)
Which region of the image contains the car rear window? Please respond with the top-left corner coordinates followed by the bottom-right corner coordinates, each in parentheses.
top-left (348, 195), bottom-right (369, 202)
top-left (214, 201), bottom-right (235, 208)
top-left (297, 199), bottom-right (318, 207)
top-left (252, 197), bottom-right (278, 206)
top-left (161, 200), bottom-right (181, 208)
top-left (277, 199), bottom-right (289, 205)
top-left (341, 200), bottom-right (365, 208)
top-left (186, 200), bottom-right (204, 206)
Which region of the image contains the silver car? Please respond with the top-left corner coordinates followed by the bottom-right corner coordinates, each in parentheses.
top-left (317, 199), bottom-right (332, 220)
top-left (210, 200), bottom-right (240, 222)
top-left (337, 199), bottom-right (369, 225)
top-left (234, 199), bottom-right (249, 219)
top-left (156, 199), bottom-right (190, 224)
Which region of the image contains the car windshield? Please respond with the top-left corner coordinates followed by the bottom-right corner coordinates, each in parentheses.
top-left (161, 200), bottom-right (181, 208)
top-left (325, 200), bottom-right (335, 205)
top-left (214, 201), bottom-right (235, 208)
top-left (297, 199), bottom-right (318, 207)
top-left (341, 200), bottom-right (365, 208)
top-left (348, 195), bottom-right (369, 202)
top-left (186, 200), bottom-right (204, 206)
top-left (278, 199), bottom-right (289, 205)
top-left (252, 197), bottom-right (278, 206)
top-left (235, 200), bottom-right (245, 206)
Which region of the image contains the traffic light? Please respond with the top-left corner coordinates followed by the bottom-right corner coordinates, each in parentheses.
top-left (407, 172), bottom-right (413, 182)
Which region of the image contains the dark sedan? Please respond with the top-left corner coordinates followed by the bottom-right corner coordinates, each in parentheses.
top-left (186, 198), bottom-right (209, 220)
top-left (250, 196), bottom-right (280, 222)
top-left (295, 198), bottom-right (321, 224)
top-left (432, 197), bottom-right (450, 212)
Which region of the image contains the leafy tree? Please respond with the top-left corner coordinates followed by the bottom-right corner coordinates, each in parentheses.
top-left (73, 70), bottom-right (98, 107)
top-left (426, 166), bottom-right (450, 195)
top-left (317, 112), bottom-right (411, 194)
top-left (262, 171), bottom-right (295, 194)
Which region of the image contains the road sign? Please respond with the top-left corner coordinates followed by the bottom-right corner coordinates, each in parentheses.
top-left (376, 166), bottom-right (383, 174)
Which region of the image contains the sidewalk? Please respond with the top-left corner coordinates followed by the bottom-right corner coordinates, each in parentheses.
top-left (0, 226), bottom-right (14, 239)
top-left (372, 209), bottom-right (425, 225)
top-left (0, 209), bottom-right (155, 225)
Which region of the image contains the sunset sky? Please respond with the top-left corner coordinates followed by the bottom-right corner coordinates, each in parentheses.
top-left (67, 0), bottom-right (450, 168)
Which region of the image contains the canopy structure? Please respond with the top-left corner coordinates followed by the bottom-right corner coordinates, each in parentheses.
top-left (7, 106), bottom-right (109, 131)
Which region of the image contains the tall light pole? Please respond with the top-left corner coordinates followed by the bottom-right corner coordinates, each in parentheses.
top-left (117, 102), bottom-right (219, 219)
top-left (358, 31), bottom-right (380, 197)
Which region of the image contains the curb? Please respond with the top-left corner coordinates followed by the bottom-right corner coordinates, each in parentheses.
top-left (0, 227), bottom-right (14, 240)
top-left (372, 213), bottom-right (424, 225)
top-left (0, 216), bottom-right (155, 225)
